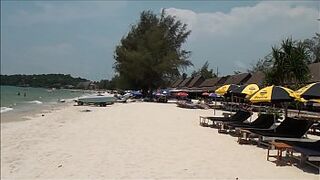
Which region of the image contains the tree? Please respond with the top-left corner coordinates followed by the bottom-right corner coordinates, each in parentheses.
top-left (265, 38), bottom-right (310, 86)
top-left (0, 74), bottom-right (88, 88)
top-left (181, 73), bottom-right (188, 79)
top-left (303, 33), bottom-right (320, 63)
top-left (233, 71), bottom-right (242, 75)
top-left (247, 55), bottom-right (273, 74)
top-left (191, 61), bottom-right (216, 78)
top-left (114, 10), bottom-right (193, 93)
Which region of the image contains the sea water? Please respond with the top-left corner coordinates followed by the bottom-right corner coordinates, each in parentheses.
top-left (0, 86), bottom-right (89, 121)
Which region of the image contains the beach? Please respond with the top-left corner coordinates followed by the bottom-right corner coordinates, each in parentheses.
top-left (1, 102), bottom-right (319, 179)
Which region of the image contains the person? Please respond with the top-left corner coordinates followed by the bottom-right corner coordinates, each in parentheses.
top-left (23, 92), bottom-right (26, 97)
top-left (17, 92), bottom-right (20, 96)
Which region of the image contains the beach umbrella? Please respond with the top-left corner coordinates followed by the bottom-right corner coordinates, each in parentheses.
top-left (176, 92), bottom-right (188, 97)
top-left (162, 90), bottom-right (169, 94)
top-left (295, 82), bottom-right (320, 100)
top-left (215, 84), bottom-right (239, 96)
top-left (155, 92), bottom-right (166, 96)
top-left (209, 93), bottom-right (218, 97)
top-left (202, 92), bottom-right (210, 96)
top-left (132, 91), bottom-right (142, 97)
top-left (249, 85), bottom-right (296, 103)
top-left (295, 97), bottom-right (320, 103)
top-left (230, 84), bottom-right (260, 98)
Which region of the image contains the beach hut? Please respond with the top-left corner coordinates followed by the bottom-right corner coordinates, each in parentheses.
top-left (214, 76), bottom-right (230, 89)
top-left (308, 62), bottom-right (320, 83)
top-left (187, 75), bottom-right (205, 92)
top-left (222, 73), bottom-right (252, 86)
top-left (245, 71), bottom-right (265, 86)
top-left (177, 77), bottom-right (194, 90)
top-left (171, 78), bottom-right (184, 88)
top-left (198, 77), bottom-right (222, 92)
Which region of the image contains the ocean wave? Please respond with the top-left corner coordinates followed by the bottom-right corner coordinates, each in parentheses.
top-left (1, 107), bottom-right (13, 113)
top-left (27, 100), bottom-right (43, 104)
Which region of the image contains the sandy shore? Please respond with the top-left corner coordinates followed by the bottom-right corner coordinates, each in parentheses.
top-left (1, 102), bottom-right (319, 179)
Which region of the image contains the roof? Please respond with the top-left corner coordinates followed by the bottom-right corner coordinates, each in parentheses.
top-left (187, 76), bottom-right (205, 88)
top-left (245, 71), bottom-right (265, 85)
top-left (178, 77), bottom-right (193, 88)
top-left (308, 62), bottom-right (320, 83)
top-left (223, 73), bottom-right (251, 85)
top-left (171, 79), bottom-right (184, 88)
top-left (216, 75), bottom-right (230, 86)
top-left (199, 77), bottom-right (221, 87)
top-left (201, 86), bottom-right (220, 91)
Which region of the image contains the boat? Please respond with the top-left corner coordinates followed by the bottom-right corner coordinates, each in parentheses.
top-left (77, 93), bottom-right (116, 106)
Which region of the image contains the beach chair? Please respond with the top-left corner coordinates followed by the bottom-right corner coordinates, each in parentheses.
top-left (286, 140), bottom-right (320, 170)
top-left (248, 117), bottom-right (314, 146)
top-left (199, 109), bottom-right (251, 127)
top-left (228, 114), bottom-right (276, 130)
top-left (205, 110), bottom-right (252, 133)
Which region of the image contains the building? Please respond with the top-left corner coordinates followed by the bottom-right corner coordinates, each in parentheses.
top-left (223, 73), bottom-right (251, 85)
top-left (198, 77), bottom-right (221, 91)
top-left (308, 62), bottom-right (320, 83)
top-left (245, 71), bottom-right (265, 86)
top-left (177, 77), bottom-right (193, 89)
top-left (171, 79), bottom-right (184, 88)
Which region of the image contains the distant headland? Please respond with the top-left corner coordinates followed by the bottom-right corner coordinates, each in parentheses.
top-left (0, 74), bottom-right (90, 89)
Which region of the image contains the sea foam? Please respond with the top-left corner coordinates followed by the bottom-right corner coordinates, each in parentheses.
top-left (27, 100), bottom-right (43, 104)
top-left (1, 107), bottom-right (13, 113)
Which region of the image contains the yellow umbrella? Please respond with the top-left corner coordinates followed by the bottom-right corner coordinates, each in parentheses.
top-left (242, 84), bottom-right (260, 96)
top-left (250, 85), bottom-right (296, 103)
top-left (215, 84), bottom-right (239, 96)
top-left (294, 83), bottom-right (320, 103)
top-left (310, 99), bottom-right (320, 103)
top-left (295, 97), bottom-right (320, 103)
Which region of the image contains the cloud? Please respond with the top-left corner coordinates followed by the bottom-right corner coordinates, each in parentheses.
top-left (7, 1), bottom-right (127, 26)
top-left (165, 1), bottom-right (318, 75)
top-left (166, 1), bottom-right (317, 40)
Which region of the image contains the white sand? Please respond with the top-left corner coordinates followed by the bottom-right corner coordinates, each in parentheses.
top-left (1, 102), bottom-right (319, 179)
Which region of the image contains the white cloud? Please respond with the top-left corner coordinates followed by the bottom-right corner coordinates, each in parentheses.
top-left (165, 1), bottom-right (318, 75)
top-left (166, 1), bottom-right (317, 40)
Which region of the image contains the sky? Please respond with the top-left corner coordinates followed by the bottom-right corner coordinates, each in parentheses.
top-left (1, 1), bottom-right (319, 81)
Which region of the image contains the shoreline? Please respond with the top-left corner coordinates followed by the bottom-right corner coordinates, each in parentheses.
top-left (0, 101), bottom-right (73, 124)
top-left (1, 102), bottom-right (319, 179)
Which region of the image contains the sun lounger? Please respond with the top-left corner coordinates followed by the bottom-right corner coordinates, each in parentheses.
top-left (228, 114), bottom-right (276, 130)
top-left (199, 109), bottom-right (251, 127)
top-left (177, 101), bottom-right (197, 109)
top-left (206, 110), bottom-right (252, 132)
top-left (247, 117), bottom-right (314, 146)
top-left (285, 140), bottom-right (320, 169)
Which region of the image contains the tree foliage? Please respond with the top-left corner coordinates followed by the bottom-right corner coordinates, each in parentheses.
top-left (0, 74), bottom-right (88, 88)
top-left (303, 33), bottom-right (320, 63)
top-left (191, 61), bottom-right (216, 78)
top-left (113, 10), bottom-right (193, 92)
top-left (264, 38), bottom-right (310, 86)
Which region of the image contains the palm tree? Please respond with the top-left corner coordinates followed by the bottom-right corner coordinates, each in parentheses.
top-left (265, 38), bottom-right (310, 86)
